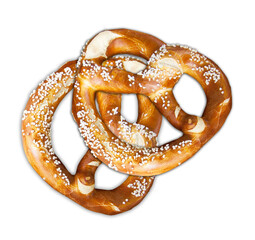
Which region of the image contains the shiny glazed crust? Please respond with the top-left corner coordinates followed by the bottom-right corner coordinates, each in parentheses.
top-left (22, 28), bottom-right (232, 214)
top-left (73, 29), bottom-right (232, 176)
top-left (22, 57), bottom-right (161, 215)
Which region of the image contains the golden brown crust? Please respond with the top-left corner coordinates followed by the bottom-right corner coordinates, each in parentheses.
top-left (73, 29), bottom-right (232, 176)
top-left (22, 28), bottom-right (232, 214)
top-left (22, 56), bottom-right (160, 215)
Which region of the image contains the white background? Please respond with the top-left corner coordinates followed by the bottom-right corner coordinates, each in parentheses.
top-left (1, 0), bottom-right (255, 239)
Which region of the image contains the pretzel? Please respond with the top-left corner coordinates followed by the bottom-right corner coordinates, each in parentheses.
top-left (73, 29), bottom-right (232, 176)
top-left (22, 56), bottom-right (162, 214)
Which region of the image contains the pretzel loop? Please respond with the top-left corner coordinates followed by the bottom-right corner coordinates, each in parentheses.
top-left (22, 54), bottom-right (162, 214)
top-left (73, 29), bottom-right (232, 176)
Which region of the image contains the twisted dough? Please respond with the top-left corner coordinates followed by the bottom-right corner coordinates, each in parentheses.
top-left (73, 29), bottom-right (232, 176)
top-left (22, 56), bottom-right (161, 214)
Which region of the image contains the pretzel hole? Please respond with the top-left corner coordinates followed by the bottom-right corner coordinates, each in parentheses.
top-left (121, 94), bottom-right (139, 123)
top-left (95, 164), bottom-right (127, 190)
top-left (95, 95), bottom-right (101, 117)
top-left (157, 116), bottom-right (182, 145)
top-left (173, 74), bottom-right (206, 116)
top-left (51, 91), bottom-right (86, 174)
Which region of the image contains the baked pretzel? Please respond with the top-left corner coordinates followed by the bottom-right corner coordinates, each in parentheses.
top-left (73, 29), bottom-right (232, 176)
top-left (22, 57), bottom-right (161, 214)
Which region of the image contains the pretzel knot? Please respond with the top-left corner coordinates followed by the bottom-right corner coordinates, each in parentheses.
top-left (73, 29), bottom-right (232, 176)
top-left (22, 29), bottom-right (232, 215)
